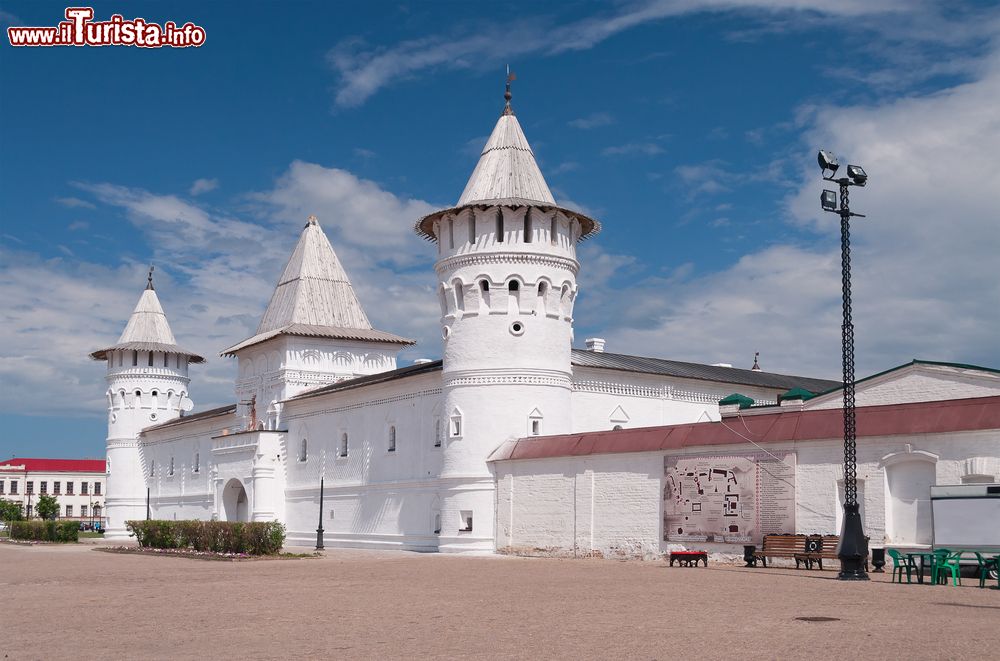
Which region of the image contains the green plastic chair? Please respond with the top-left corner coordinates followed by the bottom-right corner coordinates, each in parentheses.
top-left (976, 552), bottom-right (999, 589)
top-left (886, 549), bottom-right (914, 584)
top-left (932, 550), bottom-right (962, 586)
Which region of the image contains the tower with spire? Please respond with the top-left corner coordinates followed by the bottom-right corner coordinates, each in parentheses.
top-left (90, 267), bottom-right (204, 538)
top-left (221, 215), bottom-right (413, 430)
top-left (416, 75), bottom-right (601, 552)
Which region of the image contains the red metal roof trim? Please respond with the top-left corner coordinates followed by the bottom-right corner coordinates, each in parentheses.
top-left (0, 458), bottom-right (107, 473)
top-left (488, 395), bottom-right (1000, 463)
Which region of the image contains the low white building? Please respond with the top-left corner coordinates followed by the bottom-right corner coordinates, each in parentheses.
top-left (489, 362), bottom-right (1000, 557)
top-left (0, 458), bottom-right (106, 524)
top-left (91, 86), bottom-right (999, 555)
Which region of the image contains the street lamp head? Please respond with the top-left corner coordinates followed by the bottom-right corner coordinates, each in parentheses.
top-left (821, 189), bottom-right (838, 211)
top-left (847, 164), bottom-right (867, 186)
top-left (818, 150), bottom-right (839, 175)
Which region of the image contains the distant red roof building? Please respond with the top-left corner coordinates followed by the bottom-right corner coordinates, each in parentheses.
top-left (0, 458), bottom-right (106, 473)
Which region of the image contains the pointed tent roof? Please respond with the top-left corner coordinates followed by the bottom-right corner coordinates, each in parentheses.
top-left (221, 216), bottom-right (413, 356)
top-left (415, 83), bottom-right (600, 241)
top-left (457, 112), bottom-right (556, 207)
top-left (90, 270), bottom-right (204, 362)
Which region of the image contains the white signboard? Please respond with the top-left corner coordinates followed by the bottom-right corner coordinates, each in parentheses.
top-left (663, 452), bottom-right (796, 544)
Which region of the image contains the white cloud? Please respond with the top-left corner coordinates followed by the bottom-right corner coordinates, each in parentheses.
top-left (0, 164), bottom-right (444, 419)
top-left (55, 197), bottom-right (96, 209)
top-left (577, 44), bottom-right (1000, 379)
top-left (327, 0), bottom-right (951, 107)
top-left (189, 178), bottom-right (219, 195)
top-left (569, 112), bottom-right (614, 129)
top-left (602, 142), bottom-right (664, 157)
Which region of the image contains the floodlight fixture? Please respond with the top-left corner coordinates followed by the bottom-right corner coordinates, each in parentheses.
top-left (818, 150), bottom-right (839, 175)
top-left (821, 190), bottom-right (838, 211)
top-left (847, 165), bottom-right (867, 186)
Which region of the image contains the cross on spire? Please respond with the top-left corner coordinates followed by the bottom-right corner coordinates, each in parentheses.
top-left (146, 265), bottom-right (155, 290)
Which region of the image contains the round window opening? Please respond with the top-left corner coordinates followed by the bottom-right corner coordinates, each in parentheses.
top-left (149, 412), bottom-right (158, 421)
top-left (442, 325), bottom-right (452, 340)
top-left (510, 321), bottom-right (524, 336)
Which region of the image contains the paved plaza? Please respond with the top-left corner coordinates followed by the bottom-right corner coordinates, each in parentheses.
top-left (2, 542), bottom-right (998, 659)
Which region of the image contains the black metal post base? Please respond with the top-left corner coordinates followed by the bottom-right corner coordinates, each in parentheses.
top-left (837, 503), bottom-right (869, 581)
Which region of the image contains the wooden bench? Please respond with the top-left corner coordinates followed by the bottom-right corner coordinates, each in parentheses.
top-left (752, 534), bottom-right (869, 570)
top-left (753, 534), bottom-right (810, 568)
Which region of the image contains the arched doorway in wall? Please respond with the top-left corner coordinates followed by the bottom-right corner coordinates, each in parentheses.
top-left (883, 451), bottom-right (937, 546)
top-left (222, 478), bottom-right (249, 522)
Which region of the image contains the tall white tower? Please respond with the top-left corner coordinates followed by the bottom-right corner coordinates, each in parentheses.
top-left (90, 268), bottom-right (203, 538)
top-left (415, 82), bottom-right (601, 552)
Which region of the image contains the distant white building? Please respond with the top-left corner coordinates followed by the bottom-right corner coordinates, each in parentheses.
top-left (0, 458), bottom-right (106, 524)
top-left (91, 88), bottom-right (998, 554)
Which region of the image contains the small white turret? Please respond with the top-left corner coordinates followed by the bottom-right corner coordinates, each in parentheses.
top-left (90, 267), bottom-right (204, 538)
top-left (415, 77), bottom-right (601, 552)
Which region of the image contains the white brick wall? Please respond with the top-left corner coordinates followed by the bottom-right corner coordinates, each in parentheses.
top-left (493, 429), bottom-right (1000, 558)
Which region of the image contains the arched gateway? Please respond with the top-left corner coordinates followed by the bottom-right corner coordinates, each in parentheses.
top-left (222, 478), bottom-right (249, 522)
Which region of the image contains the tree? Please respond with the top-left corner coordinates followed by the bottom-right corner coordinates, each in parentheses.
top-left (0, 499), bottom-right (23, 521)
top-left (35, 494), bottom-right (59, 520)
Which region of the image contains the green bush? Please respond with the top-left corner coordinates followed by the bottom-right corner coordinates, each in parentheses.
top-left (125, 520), bottom-right (285, 555)
top-left (10, 520), bottom-right (79, 542)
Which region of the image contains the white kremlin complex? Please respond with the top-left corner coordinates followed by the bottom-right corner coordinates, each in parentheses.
top-left (91, 89), bottom-right (1000, 556)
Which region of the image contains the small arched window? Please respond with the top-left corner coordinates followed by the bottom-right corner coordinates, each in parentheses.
top-left (453, 279), bottom-right (465, 311)
top-left (388, 426), bottom-right (396, 452)
top-left (479, 279), bottom-right (489, 292)
top-left (193, 452), bottom-right (200, 473)
top-left (340, 433), bottom-right (349, 457)
top-left (508, 280), bottom-right (519, 292)
top-left (434, 419), bottom-right (442, 448)
top-left (299, 438), bottom-right (307, 462)
top-left (613, 425), bottom-right (624, 431)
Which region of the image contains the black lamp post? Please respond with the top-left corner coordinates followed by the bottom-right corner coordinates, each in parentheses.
top-left (818, 149), bottom-right (869, 581)
top-left (315, 477), bottom-right (325, 550)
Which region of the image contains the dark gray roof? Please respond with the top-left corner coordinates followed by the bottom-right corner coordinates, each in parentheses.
top-left (283, 351), bottom-right (839, 406)
top-left (570, 349), bottom-right (840, 394)
top-left (140, 403), bottom-right (237, 434)
top-left (286, 360), bottom-right (444, 402)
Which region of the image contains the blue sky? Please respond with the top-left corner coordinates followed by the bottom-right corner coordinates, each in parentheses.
top-left (2, 0), bottom-right (999, 459)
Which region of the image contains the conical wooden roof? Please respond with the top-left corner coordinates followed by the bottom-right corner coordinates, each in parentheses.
top-left (415, 95), bottom-right (600, 241)
top-left (90, 275), bottom-right (204, 362)
top-left (457, 113), bottom-right (555, 206)
top-left (222, 217), bottom-right (413, 356)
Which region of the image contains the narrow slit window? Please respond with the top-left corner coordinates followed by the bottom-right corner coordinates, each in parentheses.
top-left (448, 217), bottom-right (454, 249)
top-left (523, 210), bottom-right (532, 243)
top-left (340, 433), bottom-right (348, 457)
top-left (132, 351), bottom-right (138, 366)
top-left (388, 426), bottom-right (396, 452)
top-left (148, 352), bottom-right (154, 367)
top-left (469, 214), bottom-right (476, 243)
top-left (495, 209), bottom-right (503, 242)
top-left (163, 353), bottom-right (169, 367)
top-left (453, 280), bottom-right (465, 311)
top-left (550, 216), bottom-right (558, 245)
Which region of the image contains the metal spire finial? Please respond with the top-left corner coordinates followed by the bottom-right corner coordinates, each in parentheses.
top-left (751, 351), bottom-right (761, 372)
top-left (503, 66), bottom-right (516, 116)
top-left (146, 265), bottom-right (155, 290)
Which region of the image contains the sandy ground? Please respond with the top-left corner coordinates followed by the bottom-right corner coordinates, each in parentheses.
top-left (2, 542), bottom-right (998, 660)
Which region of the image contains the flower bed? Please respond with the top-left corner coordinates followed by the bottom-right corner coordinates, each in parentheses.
top-left (125, 520), bottom-right (286, 555)
top-left (10, 520), bottom-right (79, 543)
top-left (95, 546), bottom-right (318, 561)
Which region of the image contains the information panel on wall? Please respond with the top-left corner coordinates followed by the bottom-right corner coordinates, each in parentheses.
top-left (663, 452), bottom-right (796, 544)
